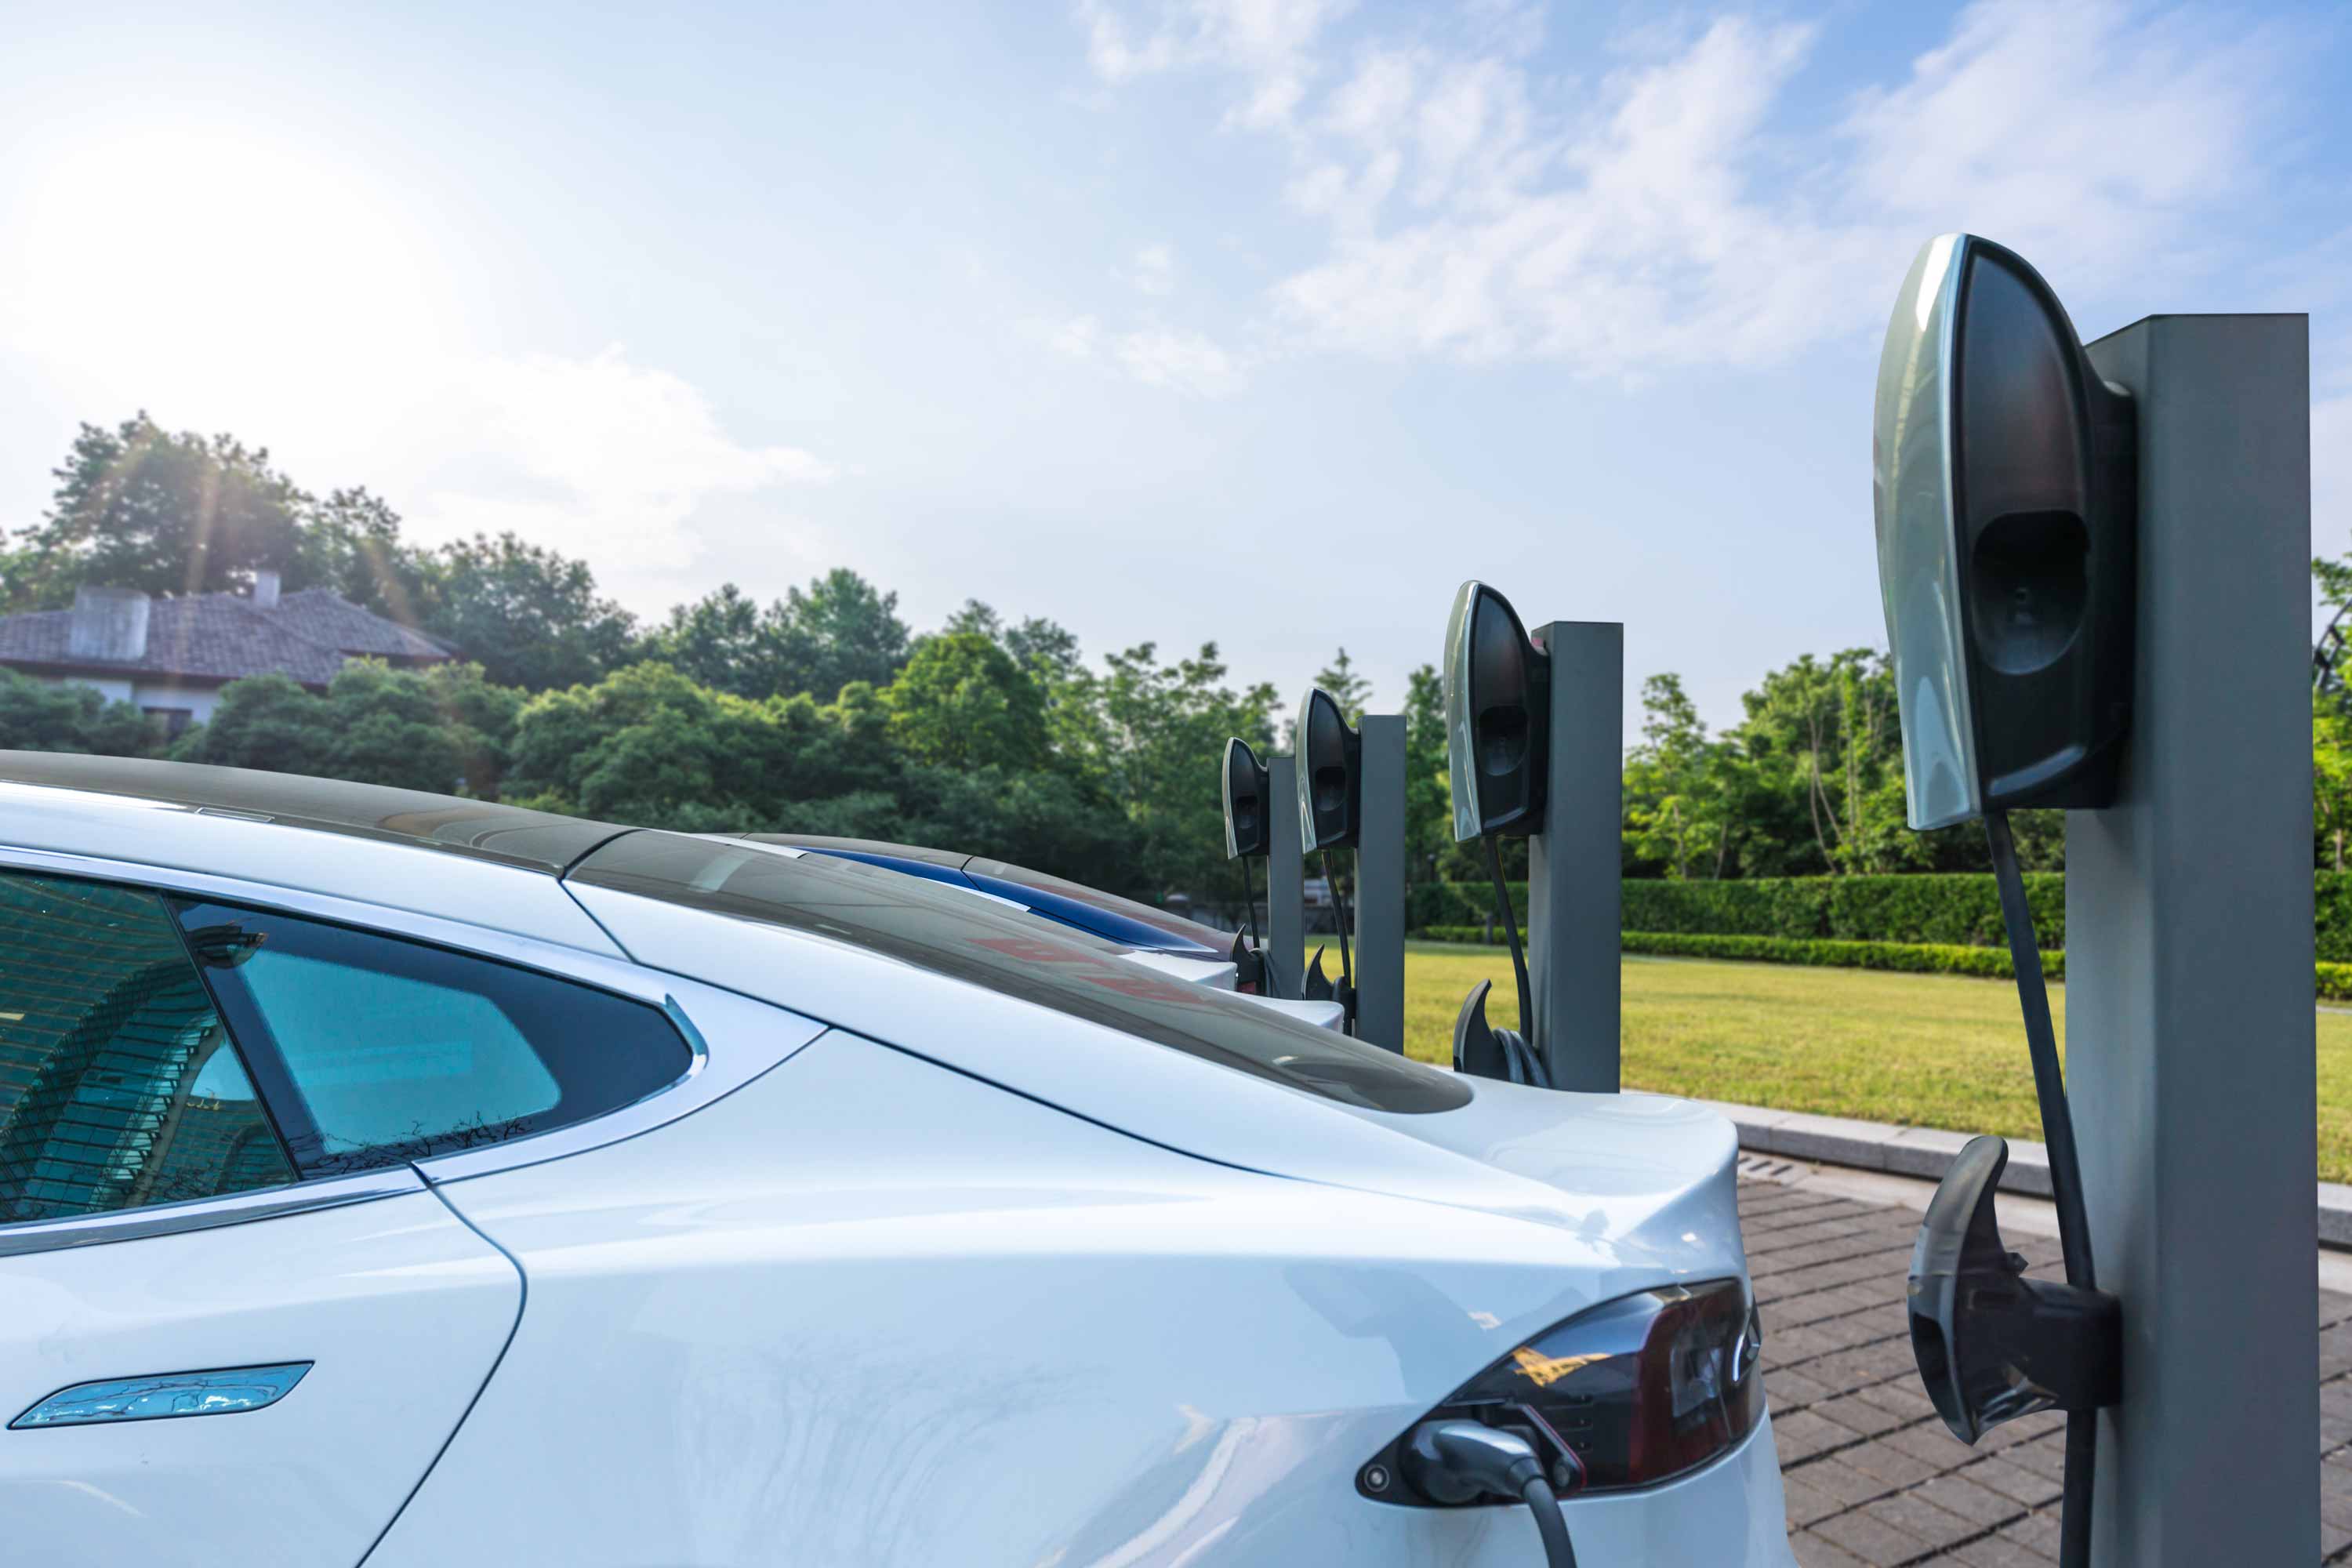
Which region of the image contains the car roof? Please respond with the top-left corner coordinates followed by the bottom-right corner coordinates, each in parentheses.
top-left (743, 833), bottom-right (971, 870)
top-left (748, 833), bottom-right (1235, 954)
top-left (0, 752), bottom-right (627, 875)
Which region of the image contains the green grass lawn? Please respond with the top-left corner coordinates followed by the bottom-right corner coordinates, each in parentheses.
top-left (1399, 942), bottom-right (2352, 1183)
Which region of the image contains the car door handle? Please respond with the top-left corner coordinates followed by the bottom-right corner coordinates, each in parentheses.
top-left (10, 1363), bottom-right (312, 1429)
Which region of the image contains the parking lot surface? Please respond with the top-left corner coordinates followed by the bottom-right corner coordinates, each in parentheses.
top-left (1740, 1171), bottom-right (2352, 1564)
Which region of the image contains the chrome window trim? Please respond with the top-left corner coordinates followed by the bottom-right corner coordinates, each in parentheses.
top-left (0, 1169), bottom-right (424, 1259)
top-left (0, 844), bottom-right (829, 1240)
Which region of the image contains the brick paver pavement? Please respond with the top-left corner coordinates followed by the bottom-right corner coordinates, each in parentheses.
top-left (1739, 1171), bottom-right (2352, 1565)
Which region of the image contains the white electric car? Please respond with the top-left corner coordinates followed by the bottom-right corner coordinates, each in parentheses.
top-left (0, 754), bottom-right (1794, 1566)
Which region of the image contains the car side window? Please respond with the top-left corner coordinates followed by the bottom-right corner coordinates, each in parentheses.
top-left (0, 873), bottom-right (296, 1225)
top-left (170, 899), bottom-right (693, 1174)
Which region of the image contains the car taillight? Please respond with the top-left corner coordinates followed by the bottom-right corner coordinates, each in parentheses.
top-left (1358, 1279), bottom-right (1764, 1504)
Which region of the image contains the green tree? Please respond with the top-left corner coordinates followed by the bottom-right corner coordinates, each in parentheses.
top-left (171, 674), bottom-right (335, 776)
top-left (421, 662), bottom-right (527, 799)
top-left (2319, 693), bottom-right (2352, 870)
top-left (292, 488), bottom-right (434, 622)
top-left (885, 633), bottom-right (1047, 771)
top-left (0, 669), bottom-right (161, 756)
top-left (419, 533), bottom-right (638, 691)
top-left (10, 415), bottom-right (305, 608)
top-left (1312, 646), bottom-right (1374, 722)
top-left (1624, 673), bottom-right (1733, 879)
top-left (1401, 662), bottom-right (1453, 885)
top-left (648, 569), bottom-right (912, 702)
top-left (317, 661), bottom-right (466, 793)
top-left (780, 568), bottom-right (911, 697)
top-left (644, 584), bottom-right (789, 698)
top-left (1733, 650), bottom-right (1912, 875)
top-left (1051, 641), bottom-right (1276, 911)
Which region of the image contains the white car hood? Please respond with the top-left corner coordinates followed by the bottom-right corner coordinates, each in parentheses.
top-left (571, 883), bottom-right (1740, 1274)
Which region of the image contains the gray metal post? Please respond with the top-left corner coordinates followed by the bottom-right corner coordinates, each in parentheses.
top-left (1267, 756), bottom-right (1305, 1000)
top-left (1355, 715), bottom-right (1407, 1052)
top-left (2071, 314), bottom-right (2314, 1563)
top-left (1526, 622), bottom-right (1623, 1091)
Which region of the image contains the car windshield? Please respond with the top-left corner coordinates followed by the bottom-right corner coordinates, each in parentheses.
top-left (569, 831), bottom-right (1468, 1116)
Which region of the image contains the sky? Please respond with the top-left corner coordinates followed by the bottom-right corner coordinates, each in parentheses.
top-left (0, 0), bottom-right (2344, 739)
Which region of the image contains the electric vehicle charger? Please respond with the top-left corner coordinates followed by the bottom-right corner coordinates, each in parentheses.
top-left (1400, 1421), bottom-right (1578, 1568)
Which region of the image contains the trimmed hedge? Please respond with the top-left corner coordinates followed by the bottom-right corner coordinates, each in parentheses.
top-left (2321, 875), bottom-right (2352, 964)
top-left (1621, 930), bottom-right (2057, 980)
top-left (1417, 871), bottom-right (2352, 958)
top-left (1413, 873), bottom-right (2065, 951)
top-left (1432, 924), bottom-right (2352, 998)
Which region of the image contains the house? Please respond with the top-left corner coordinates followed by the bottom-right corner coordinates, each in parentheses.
top-left (0, 572), bottom-right (452, 735)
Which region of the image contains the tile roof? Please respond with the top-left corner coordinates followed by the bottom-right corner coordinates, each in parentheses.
top-left (0, 588), bottom-right (452, 688)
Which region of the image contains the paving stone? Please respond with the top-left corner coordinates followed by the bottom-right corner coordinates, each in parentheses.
top-left (1812, 1394), bottom-right (1911, 1440)
top-left (1737, 1177), bottom-right (2330, 1563)
top-left (1913, 1471), bottom-right (2030, 1531)
top-left (1782, 1472), bottom-right (1846, 1530)
top-left (1998, 1508), bottom-right (2061, 1559)
top-left (1791, 1452), bottom-right (1900, 1508)
top-left (1811, 1505), bottom-right (1933, 1566)
top-left (1791, 1530), bottom-right (1875, 1568)
top-left (1766, 1367), bottom-right (1838, 1410)
top-left (1944, 1528), bottom-right (2057, 1566)
top-left (1773, 1406), bottom-right (1863, 1465)
top-left (1964, 1455), bottom-right (2063, 1509)
top-left (1879, 1421), bottom-right (1976, 1470)
top-left (1862, 1490), bottom-right (1982, 1553)
top-left (1838, 1439), bottom-right (1944, 1490)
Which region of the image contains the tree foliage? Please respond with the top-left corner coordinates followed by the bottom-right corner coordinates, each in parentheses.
top-left (884, 633), bottom-right (1047, 771)
top-left (9, 415), bottom-right (306, 607)
top-left (647, 569), bottom-right (911, 702)
top-left (412, 533), bottom-right (640, 692)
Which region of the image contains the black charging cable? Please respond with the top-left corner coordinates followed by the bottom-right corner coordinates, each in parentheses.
top-left (1400, 1421), bottom-right (1577, 1568)
top-left (1324, 848), bottom-right (1356, 1034)
top-left (1241, 856), bottom-right (1260, 951)
top-left (1986, 808), bottom-right (2097, 1568)
top-left (1485, 836), bottom-right (1534, 1044)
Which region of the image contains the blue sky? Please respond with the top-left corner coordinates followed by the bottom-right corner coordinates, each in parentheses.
top-left (0, 0), bottom-right (2344, 736)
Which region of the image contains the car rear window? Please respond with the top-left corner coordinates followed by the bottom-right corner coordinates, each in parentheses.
top-left (569, 832), bottom-right (1468, 1115)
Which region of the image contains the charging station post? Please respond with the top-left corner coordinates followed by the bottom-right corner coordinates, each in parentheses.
top-left (2067, 314), bottom-right (2315, 1562)
top-left (1267, 755), bottom-right (1305, 999)
top-left (1526, 621), bottom-right (1623, 1093)
top-left (1355, 714), bottom-right (1407, 1052)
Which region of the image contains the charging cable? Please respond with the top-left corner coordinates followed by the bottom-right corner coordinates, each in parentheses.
top-left (1484, 837), bottom-right (1534, 1044)
top-left (1324, 847), bottom-right (1357, 1034)
top-left (1986, 808), bottom-right (2096, 1568)
top-left (1400, 1421), bottom-right (1577, 1568)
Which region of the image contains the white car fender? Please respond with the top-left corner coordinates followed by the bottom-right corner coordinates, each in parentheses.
top-left (373, 1029), bottom-right (1791, 1567)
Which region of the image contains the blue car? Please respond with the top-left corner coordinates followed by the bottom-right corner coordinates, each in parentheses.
top-left (739, 834), bottom-right (1253, 976)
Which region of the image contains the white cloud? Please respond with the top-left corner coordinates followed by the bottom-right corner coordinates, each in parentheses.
top-left (1124, 243), bottom-right (1178, 295)
top-left (1842, 0), bottom-right (2274, 287)
top-left (408, 347), bottom-right (835, 572)
top-left (1112, 326), bottom-right (1247, 396)
top-left (1076, 0), bottom-right (1355, 126)
top-left (1079, 0), bottom-right (2286, 377)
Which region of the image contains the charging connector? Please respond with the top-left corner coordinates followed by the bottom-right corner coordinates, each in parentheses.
top-left (1399, 1421), bottom-right (1578, 1568)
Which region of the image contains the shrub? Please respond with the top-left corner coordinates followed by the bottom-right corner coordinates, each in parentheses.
top-left (1411, 873), bottom-right (2067, 949)
top-left (1621, 930), bottom-right (2054, 980)
top-left (2319, 875), bottom-right (2352, 964)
